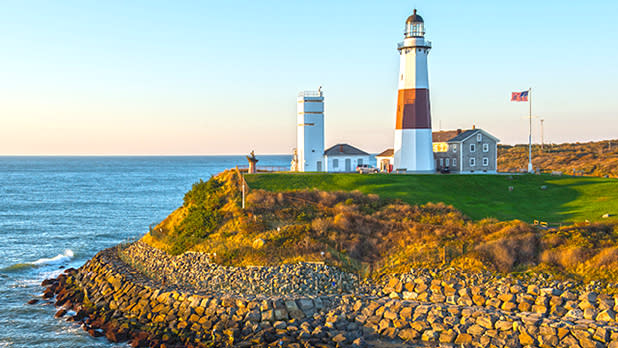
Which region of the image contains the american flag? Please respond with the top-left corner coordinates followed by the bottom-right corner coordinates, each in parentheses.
top-left (511, 91), bottom-right (529, 102)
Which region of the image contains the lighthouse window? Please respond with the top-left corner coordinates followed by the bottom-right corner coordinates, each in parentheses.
top-left (483, 157), bottom-right (489, 166)
top-left (452, 144), bottom-right (457, 153)
top-left (470, 158), bottom-right (476, 167)
top-left (453, 159), bottom-right (457, 166)
top-left (483, 143), bottom-right (489, 152)
top-left (470, 144), bottom-right (476, 152)
top-left (333, 159), bottom-right (339, 168)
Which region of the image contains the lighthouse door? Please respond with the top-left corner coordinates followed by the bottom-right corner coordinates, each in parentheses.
top-left (345, 159), bottom-right (351, 172)
top-left (316, 161), bottom-right (322, 172)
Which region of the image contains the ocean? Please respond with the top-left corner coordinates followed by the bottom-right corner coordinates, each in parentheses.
top-left (0, 156), bottom-right (291, 348)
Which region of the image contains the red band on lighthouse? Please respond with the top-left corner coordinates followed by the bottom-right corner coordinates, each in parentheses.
top-left (395, 88), bottom-right (431, 129)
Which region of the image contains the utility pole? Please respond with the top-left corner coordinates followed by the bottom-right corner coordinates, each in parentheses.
top-left (528, 87), bottom-right (534, 173)
top-left (540, 119), bottom-right (544, 151)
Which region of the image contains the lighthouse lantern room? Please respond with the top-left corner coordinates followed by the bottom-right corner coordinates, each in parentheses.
top-left (393, 9), bottom-right (435, 173)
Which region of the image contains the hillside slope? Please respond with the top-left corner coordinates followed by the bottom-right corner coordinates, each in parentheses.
top-left (498, 140), bottom-right (618, 178)
top-left (144, 170), bottom-right (618, 285)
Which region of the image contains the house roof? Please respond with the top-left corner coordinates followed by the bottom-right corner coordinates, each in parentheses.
top-left (448, 129), bottom-right (500, 143)
top-left (376, 148), bottom-right (394, 157)
top-left (448, 129), bottom-right (479, 142)
top-left (432, 130), bottom-right (464, 142)
top-left (324, 144), bottom-right (370, 156)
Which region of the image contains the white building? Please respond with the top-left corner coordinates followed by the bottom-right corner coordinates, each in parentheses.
top-left (296, 90), bottom-right (325, 172)
top-left (324, 144), bottom-right (371, 172)
top-left (393, 9), bottom-right (435, 173)
top-left (376, 149), bottom-right (394, 173)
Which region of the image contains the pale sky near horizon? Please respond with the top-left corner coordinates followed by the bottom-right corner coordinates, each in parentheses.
top-left (1, 1), bottom-right (617, 155)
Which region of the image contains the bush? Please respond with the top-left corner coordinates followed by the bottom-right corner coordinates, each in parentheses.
top-left (540, 246), bottom-right (589, 269)
top-left (592, 246), bottom-right (618, 267)
top-left (475, 233), bottom-right (539, 272)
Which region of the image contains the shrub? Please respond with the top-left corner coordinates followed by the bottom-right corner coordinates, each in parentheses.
top-left (311, 217), bottom-right (331, 236)
top-left (592, 246), bottom-right (618, 267)
top-left (475, 233), bottom-right (539, 272)
top-left (540, 247), bottom-right (589, 269)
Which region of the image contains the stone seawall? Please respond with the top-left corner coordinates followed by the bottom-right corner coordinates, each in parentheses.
top-left (41, 242), bottom-right (618, 347)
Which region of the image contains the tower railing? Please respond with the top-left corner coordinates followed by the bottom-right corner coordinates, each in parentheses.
top-left (298, 91), bottom-right (323, 97)
top-left (398, 41), bottom-right (432, 49)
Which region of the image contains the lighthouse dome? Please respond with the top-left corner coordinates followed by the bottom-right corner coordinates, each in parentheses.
top-left (406, 9), bottom-right (424, 23)
top-left (405, 9), bottom-right (425, 37)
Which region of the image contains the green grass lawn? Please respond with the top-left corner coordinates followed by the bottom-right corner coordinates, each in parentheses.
top-left (245, 173), bottom-right (618, 223)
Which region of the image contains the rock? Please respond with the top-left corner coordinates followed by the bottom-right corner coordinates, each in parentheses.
top-left (273, 308), bottom-right (288, 321)
top-left (566, 309), bottom-right (584, 320)
top-left (467, 324), bottom-right (485, 336)
top-left (495, 320), bottom-right (513, 331)
top-left (454, 333), bottom-right (473, 345)
top-left (518, 330), bottom-right (536, 346)
top-left (477, 316), bottom-right (495, 330)
top-left (27, 299), bottom-right (39, 305)
top-left (439, 330), bottom-right (456, 343)
top-left (596, 309), bottom-right (616, 322)
top-left (398, 328), bottom-right (420, 341)
top-left (273, 321), bottom-right (286, 330)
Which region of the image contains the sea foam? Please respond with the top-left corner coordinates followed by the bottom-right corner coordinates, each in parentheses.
top-left (32, 249), bottom-right (74, 266)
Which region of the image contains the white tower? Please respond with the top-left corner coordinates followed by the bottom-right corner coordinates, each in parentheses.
top-left (393, 9), bottom-right (435, 173)
top-left (297, 89), bottom-right (325, 172)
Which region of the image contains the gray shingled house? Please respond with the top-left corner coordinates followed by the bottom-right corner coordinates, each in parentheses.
top-left (433, 128), bottom-right (499, 173)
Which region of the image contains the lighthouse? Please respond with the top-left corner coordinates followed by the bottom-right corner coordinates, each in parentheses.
top-left (393, 9), bottom-right (435, 173)
top-left (296, 89), bottom-right (325, 172)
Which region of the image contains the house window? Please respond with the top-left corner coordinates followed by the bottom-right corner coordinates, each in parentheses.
top-left (470, 158), bottom-right (476, 167)
top-left (439, 158), bottom-right (444, 166)
top-left (483, 157), bottom-right (489, 166)
top-left (470, 144), bottom-right (476, 152)
top-left (358, 158), bottom-right (363, 165)
top-left (445, 158), bottom-right (450, 166)
top-left (483, 143), bottom-right (489, 152)
top-left (477, 133), bottom-right (482, 142)
top-left (453, 158), bottom-right (457, 166)
top-left (333, 159), bottom-right (339, 168)
top-left (452, 144), bottom-right (457, 153)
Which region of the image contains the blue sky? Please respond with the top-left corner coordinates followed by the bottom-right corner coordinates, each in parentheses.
top-left (1, 0), bottom-right (617, 154)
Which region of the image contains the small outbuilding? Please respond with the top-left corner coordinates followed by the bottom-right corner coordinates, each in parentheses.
top-left (324, 144), bottom-right (371, 172)
top-left (376, 148), bottom-right (394, 173)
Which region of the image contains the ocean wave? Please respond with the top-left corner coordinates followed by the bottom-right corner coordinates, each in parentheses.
top-left (32, 249), bottom-right (74, 265)
top-left (0, 263), bottom-right (36, 272)
top-left (1, 250), bottom-right (74, 273)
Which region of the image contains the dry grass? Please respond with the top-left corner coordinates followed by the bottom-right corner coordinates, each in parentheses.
top-left (142, 170), bottom-right (618, 282)
top-left (499, 140), bottom-right (618, 177)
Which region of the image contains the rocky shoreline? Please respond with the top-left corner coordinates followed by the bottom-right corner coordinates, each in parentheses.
top-left (38, 242), bottom-right (618, 347)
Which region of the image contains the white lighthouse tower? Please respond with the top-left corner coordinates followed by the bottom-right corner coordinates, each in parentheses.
top-left (393, 9), bottom-right (435, 173)
top-left (296, 89), bottom-right (325, 172)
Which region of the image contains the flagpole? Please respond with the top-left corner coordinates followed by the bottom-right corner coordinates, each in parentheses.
top-left (528, 87), bottom-right (533, 173)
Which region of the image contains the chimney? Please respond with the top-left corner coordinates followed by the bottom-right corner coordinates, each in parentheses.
top-left (457, 129), bottom-right (462, 135)
top-left (339, 144), bottom-right (344, 153)
top-left (472, 125), bottom-right (476, 129)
